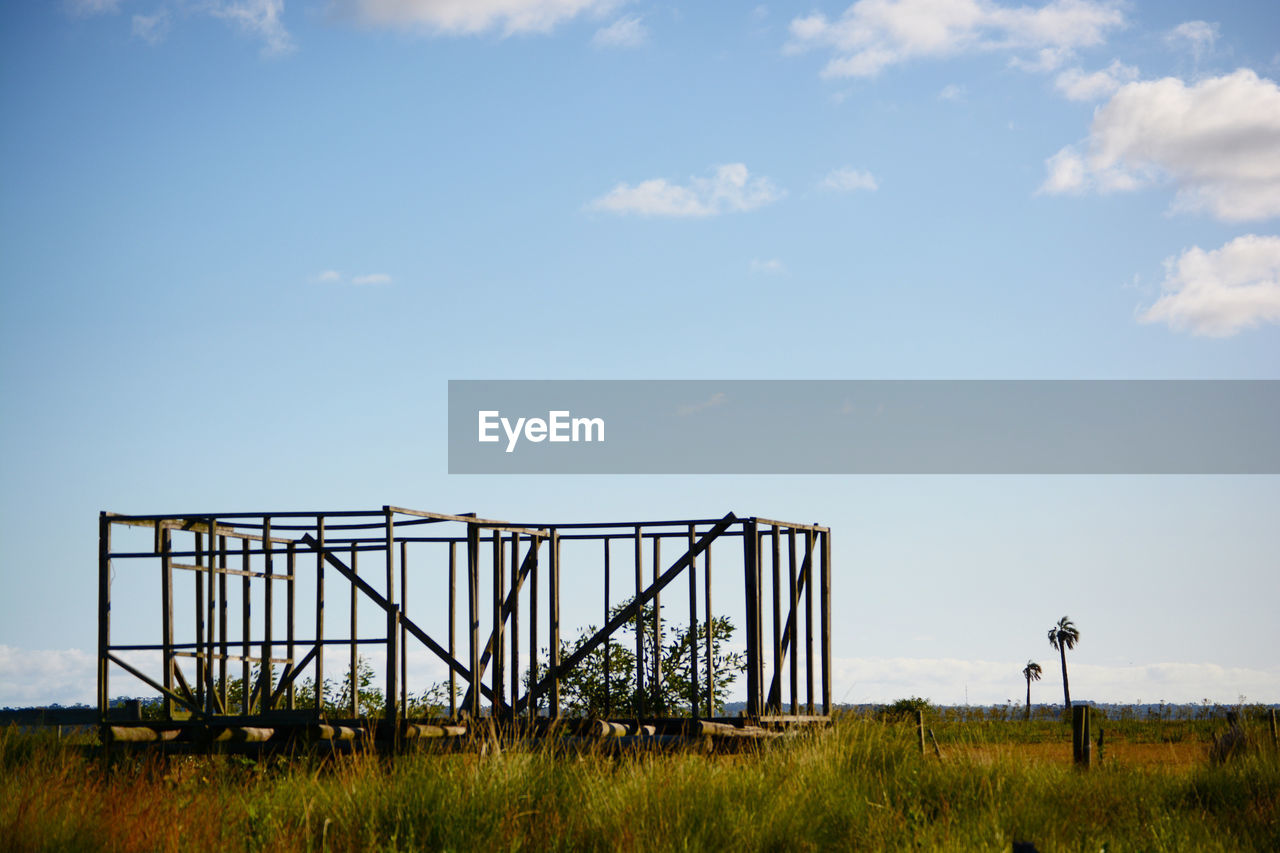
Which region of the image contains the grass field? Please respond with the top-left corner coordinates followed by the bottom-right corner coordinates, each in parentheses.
top-left (2, 712), bottom-right (1277, 852)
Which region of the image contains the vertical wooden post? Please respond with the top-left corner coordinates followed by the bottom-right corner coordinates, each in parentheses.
top-left (194, 530), bottom-right (205, 710)
top-left (492, 530), bottom-right (504, 718)
top-left (1270, 708), bottom-right (1277, 750)
top-left (510, 533), bottom-right (520, 722)
top-left (917, 710), bottom-right (926, 755)
top-left (349, 544), bottom-right (358, 718)
top-left (743, 519), bottom-right (760, 718)
top-left (688, 524), bottom-right (699, 719)
top-left (97, 514), bottom-right (110, 720)
top-left (787, 528), bottom-right (798, 716)
top-left (467, 522), bottom-right (480, 718)
top-left (207, 520), bottom-right (217, 711)
top-left (603, 538), bottom-right (611, 718)
top-left (263, 517), bottom-right (273, 710)
top-left (218, 535), bottom-right (227, 712)
top-left (315, 516), bottom-right (325, 717)
top-left (820, 528), bottom-right (832, 716)
top-left (448, 540), bottom-right (457, 719)
top-left (1072, 705), bottom-right (1092, 767)
top-left (400, 540), bottom-right (408, 718)
top-left (804, 529), bottom-right (814, 716)
top-left (528, 536), bottom-right (538, 724)
top-left (550, 529), bottom-right (561, 718)
top-left (286, 542), bottom-right (296, 710)
top-left (160, 526), bottom-right (174, 719)
top-left (242, 539), bottom-right (251, 715)
top-left (704, 540), bottom-right (714, 718)
top-left (652, 536), bottom-right (662, 701)
top-left (384, 508), bottom-right (398, 748)
top-left (770, 525), bottom-right (781, 714)
top-left (633, 525), bottom-right (644, 712)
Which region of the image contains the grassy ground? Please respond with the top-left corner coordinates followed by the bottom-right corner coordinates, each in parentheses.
top-left (2, 714), bottom-right (1276, 852)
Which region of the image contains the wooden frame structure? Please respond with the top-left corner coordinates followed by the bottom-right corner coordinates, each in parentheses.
top-left (97, 508), bottom-right (831, 746)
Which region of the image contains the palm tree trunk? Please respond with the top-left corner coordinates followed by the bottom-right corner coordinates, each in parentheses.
top-left (1025, 677), bottom-right (1031, 720)
top-left (1059, 644), bottom-right (1071, 709)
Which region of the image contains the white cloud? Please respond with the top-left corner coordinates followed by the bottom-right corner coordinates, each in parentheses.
top-left (821, 166), bottom-right (878, 192)
top-left (1040, 70), bottom-right (1280, 221)
top-left (589, 163), bottom-right (783, 218)
top-left (314, 270), bottom-right (392, 285)
top-left (938, 83), bottom-right (967, 101)
top-left (592, 15), bottom-right (647, 48)
top-left (749, 258), bottom-right (788, 275)
top-left (132, 10), bottom-right (171, 45)
top-left (786, 0), bottom-right (1126, 79)
top-left (832, 655), bottom-right (1280, 705)
top-left (1053, 59), bottom-right (1137, 101)
top-left (208, 0), bottom-right (294, 55)
top-left (1139, 235), bottom-right (1280, 337)
top-left (0, 646), bottom-right (96, 706)
top-left (341, 0), bottom-right (620, 36)
top-left (1165, 20), bottom-right (1218, 62)
top-left (65, 0), bottom-right (121, 16)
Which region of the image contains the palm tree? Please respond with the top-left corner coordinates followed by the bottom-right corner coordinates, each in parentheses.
top-left (1022, 660), bottom-right (1042, 720)
top-left (1047, 616), bottom-right (1080, 708)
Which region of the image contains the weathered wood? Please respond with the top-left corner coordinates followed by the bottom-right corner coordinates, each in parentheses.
top-left (403, 723), bottom-right (467, 739)
top-left (820, 529), bottom-right (831, 716)
top-left (743, 520), bottom-right (759, 717)
top-left (160, 527), bottom-right (174, 718)
top-left (550, 530), bottom-right (561, 716)
top-left (510, 533), bottom-right (520, 722)
top-left (263, 517), bottom-right (274, 711)
top-left (449, 540), bottom-right (457, 718)
top-left (704, 537), bottom-right (713, 717)
top-left (787, 528), bottom-right (798, 715)
top-left (286, 542), bottom-right (296, 710)
top-left (107, 726), bottom-right (181, 743)
top-left (213, 726), bottom-right (274, 743)
top-left (492, 530), bottom-right (505, 716)
top-left (458, 539), bottom-right (542, 713)
top-left (633, 525), bottom-right (644, 710)
top-left (349, 543), bottom-right (359, 717)
top-left (384, 507), bottom-right (398, 749)
top-left (929, 727), bottom-right (942, 759)
top-left (603, 538), bottom-right (611, 718)
top-left (770, 525), bottom-right (782, 714)
top-left (652, 535), bottom-right (662, 701)
top-left (311, 724), bottom-right (362, 741)
top-left (917, 710), bottom-right (926, 754)
top-left (97, 513), bottom-right (111, 719)
top-left (400, 541), bottom-right (408, 717)
top-left (106, 653), bottom-right (202, 717)
top-left (315, 517), bottom-right (325, 716)
top-left (687, 525), bottom-right (698, 718)
top-left (528, 534), bottom-right (538, 723)
top-left (467, 522), bottom-right (481, 718)
top-left (194, 531), bottom-right (205, 710)
top-left (243, 538), bottom-right (252, 715)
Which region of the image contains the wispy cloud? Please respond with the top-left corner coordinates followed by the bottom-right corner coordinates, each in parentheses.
top-left (207, 0), bottom-right (294, 55)
top-left (64, 0), bottom-right (121, 17)
top-left (786, 0), bottom-right (1126, 79)
top-left (589, 163), bottom-right (783, 218)
top-left (1165, 20), bottom-right (1218, 62)
top-left (938, 83), bottom-right (967, 101)
top-left (821, 166), bottom-right (878, 192)
top-left (313, 270), bottom-right (393, 285)
top-left (750, 258), bottom-right (788, 275)
top-left (677, 392), bottom-right (728, 416)
top-left (1039, 70), bottom-right (1280, 221)
top-left (592, 15), bottom-right (647, 48)
top-left (131, 10), bottom-right (171, 45)
top-left (1139, 235), bottom-right (1280, 337)
top-left (1053, 59), bottom-right (1137, 101)
top-left (337, 0), bottom-right (621, 37)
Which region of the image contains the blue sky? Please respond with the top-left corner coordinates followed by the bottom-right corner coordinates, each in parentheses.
top-left (1, 0), bottom-right (1278, 707)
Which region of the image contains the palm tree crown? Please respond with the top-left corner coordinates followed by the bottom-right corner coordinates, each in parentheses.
top-left (1023, 660), bottom-right (1043, 682)
top-left (1047, 616), bottom-right (1079, 651)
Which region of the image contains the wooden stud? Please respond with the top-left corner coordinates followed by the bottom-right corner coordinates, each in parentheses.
top-left (492, 530), bottom-right (504, 717)
top-left (688, 524), bottom-right (698, 719)
top-left (787, 528), bottom-right (798, 716)
top-left (286, 542), bottom-right (296, 710)
top-left (804, 529), bottom-right (814, 716)
top-left (349, 543), bottom-right (358, 718)
top-left (633, 525), bottom-right (644, 712)
top-left (704, 538), bottom-right (713, 718)
top-left (194, 531), bottom-right (204, 710)
top-left (528, 535), bottom-right (538, 724)
top-left (603, 538), bottom-right (611, 718)
top-left (467, 522), bottom-right (480, 718)
top-left (550, 529), bottom-right (561, 717)
top-left (509, 532), bottom-right (520, 722)
top-left (315, 516), bottom-right (325, 717)
top-left (160, 526), bottom-right (174, 719)
top-left (208, 521), bottom-right (218, 712)
top-left (448, 541), bottom-right (457, 719)
top-left (97, 514), bottom-right (110, 719)
top-left (218, 536), bottom-right (228, 713)
top-left (652, 535), bottom-right (662, 702)
top-left (384, 507), bottom-right (398, 746)
top-left (743, 520), bottom-right (759, 718)
top-left (243, 539), bottom-right (252, 716)
top-left (400, 540), bottom-right (408, 717)
top-left (263, 517), bottom-right (273, 710)
top-left (770, 525), bottom-right (782, 714)
top-left (820, 529), bottom-right (831, 717)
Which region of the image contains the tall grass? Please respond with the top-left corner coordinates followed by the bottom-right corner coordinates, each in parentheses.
top-left (2, 717), bottom-right (1276, 852)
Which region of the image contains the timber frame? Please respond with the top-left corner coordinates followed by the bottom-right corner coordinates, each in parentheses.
top-left (97, 508), bottom-right (832, 748)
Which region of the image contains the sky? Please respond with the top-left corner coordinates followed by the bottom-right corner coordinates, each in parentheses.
top-left (1, 0), bottom-right (1278, 709)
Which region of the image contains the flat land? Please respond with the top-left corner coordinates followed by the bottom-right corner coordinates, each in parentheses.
top-left (2, 713), bottom-right (1276, 852)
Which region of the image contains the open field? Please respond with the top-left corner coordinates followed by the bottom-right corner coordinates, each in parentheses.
top-left (3, 713), bottom-right (1277, 852)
